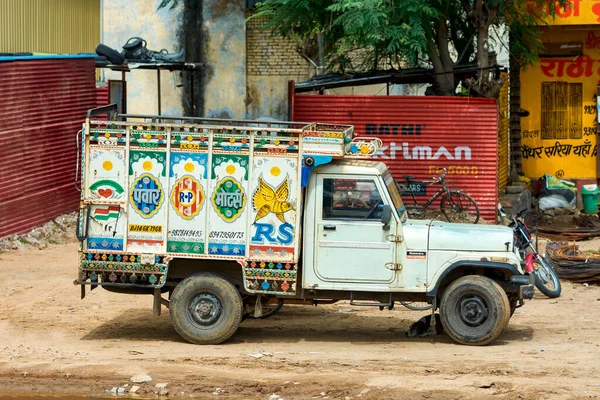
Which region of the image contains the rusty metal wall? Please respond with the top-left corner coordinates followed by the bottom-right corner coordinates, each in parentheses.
top-left (293, 95), bottom-right (499, 222)
top-left (96, 85), bottom-right (108, 107)
top-left (0, 0), bottom-right (100, 54)
top-left (498, 72), bottom-right (510, 190)
top-left (0, 57), bottom-right (97, 238)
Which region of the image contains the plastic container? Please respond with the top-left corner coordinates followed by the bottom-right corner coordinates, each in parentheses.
top-left (581, 184), bottom-right (600, 214)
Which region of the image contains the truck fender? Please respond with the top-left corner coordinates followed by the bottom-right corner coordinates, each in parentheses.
top-left (425, 260), bottom-right (521, 298)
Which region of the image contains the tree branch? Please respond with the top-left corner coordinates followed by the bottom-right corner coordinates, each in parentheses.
top-left (454, 33), bottom-right (476, 66)
top-left (426, 36), bottom-right (443, 74)
top-left (436, 18), bottom-right (454, 71)
top-left (460, 0), bottom-right (473, 18)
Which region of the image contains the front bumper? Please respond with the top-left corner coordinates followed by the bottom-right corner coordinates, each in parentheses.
top-left (499, 273), bottom-right (535, 301)
top-left (509, 273), bottom-right (535, 300)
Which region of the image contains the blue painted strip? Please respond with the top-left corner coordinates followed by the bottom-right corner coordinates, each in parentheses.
top-left (207, 243), bottom-right (245, 256)
top-left (0, 53), bottom-right (97, 62)
top-left (301, 155), bottom-right (332, 187)
top-left (88, 238), bottom-right (124, 251)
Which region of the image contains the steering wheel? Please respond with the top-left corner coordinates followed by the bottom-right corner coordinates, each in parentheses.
top-left (365, 199), bottom-right (382, 219)
top-left (333, 196), bottom-right (369, 209)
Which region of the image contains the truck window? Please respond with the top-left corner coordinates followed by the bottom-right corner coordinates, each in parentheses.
top-left (322, 178), bottom-right (384, 220)
top-left (383, 171), bottom-right (407, 222)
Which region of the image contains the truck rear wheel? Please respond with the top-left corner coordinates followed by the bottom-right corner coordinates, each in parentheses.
top-left (170, 273), bottom-right (242, 345)
top-left (439, 275), bottom-right (510, 346)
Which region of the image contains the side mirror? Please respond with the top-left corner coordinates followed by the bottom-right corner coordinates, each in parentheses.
top-left (381, 204), bottom-right (392, 230)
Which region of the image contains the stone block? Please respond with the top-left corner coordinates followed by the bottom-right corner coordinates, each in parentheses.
top-left (506, 185), bottom-right (524, 194)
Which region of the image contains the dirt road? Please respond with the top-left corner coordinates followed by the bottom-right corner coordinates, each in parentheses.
top-left (1, 241), bottom-right (599, 399)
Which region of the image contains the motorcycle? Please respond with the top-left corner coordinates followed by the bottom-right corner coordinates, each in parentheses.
top-left (502, 207), bottom-right (562, 298)
top-left (95, 37), bottom-right (184, 65)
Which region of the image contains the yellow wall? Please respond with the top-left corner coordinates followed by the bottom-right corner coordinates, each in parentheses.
top-left (520, 27), bottom-right (598, 179)
top-left (0, 0), bottom-right (100, 54)
top-left (546, 0), bottom-right (600, 26)
top-left (498, 72), bottom-right (510, 188)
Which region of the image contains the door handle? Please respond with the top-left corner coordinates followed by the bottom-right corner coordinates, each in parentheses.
top-left (324, 225), bottom-right (337, 231)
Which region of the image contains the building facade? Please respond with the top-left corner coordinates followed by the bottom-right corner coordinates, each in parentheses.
top-left (520, 1), bottom-right (600, 181)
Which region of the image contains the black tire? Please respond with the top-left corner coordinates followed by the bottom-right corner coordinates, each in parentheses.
top-left (400, 301), bottom-right (432, 311)
top-left (170, 273), bottom-right (242, 345)
top-left (440, 191), bottom-right (480, 224)
top-left (95, 43), bottom-right (125, 65)
top-left (533, 256), bottom-right (562, 298)
top-left (509, 300), bottom-right (518, 318)
top-left (439, 275), bottom-right (510, 346)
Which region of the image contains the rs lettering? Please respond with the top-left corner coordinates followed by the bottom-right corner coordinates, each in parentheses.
top-left (251, 224), bottom-right (277, 244)
top-left (252, 223), bottom-right (295, 245)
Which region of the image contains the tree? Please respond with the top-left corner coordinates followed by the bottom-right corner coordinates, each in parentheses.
top-left (250, 0), bottom-right (569, 98)
top-left (158, 0), bottom-right (569, 97)
top-left (458, 0), bottom-right (569, 97)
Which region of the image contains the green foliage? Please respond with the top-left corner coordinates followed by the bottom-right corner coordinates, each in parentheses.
top-left (158, 0), bottom-right (571, 96)
top-left (252, 0), bottom-right (336, 38)
top-left (503, 0), bottom-right (569, 66)
top-left (328, 0), bottom-right (436, 67)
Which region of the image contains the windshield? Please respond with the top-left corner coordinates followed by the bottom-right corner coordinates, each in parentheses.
top-left (383, 171), bottom-right (407, 223)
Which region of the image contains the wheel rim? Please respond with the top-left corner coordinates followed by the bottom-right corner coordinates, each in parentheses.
top-left (189, 293), bottom-right (222, 327)
top-left (535, 263), bottom-right (551, 284)
top-left (442, 193), bottom-right (479, 223)
top-left (458, 296), bottom-right (489, 327)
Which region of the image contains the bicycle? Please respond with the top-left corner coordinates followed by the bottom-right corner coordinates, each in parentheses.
top-left (398, 168), bottom-right (480, 224)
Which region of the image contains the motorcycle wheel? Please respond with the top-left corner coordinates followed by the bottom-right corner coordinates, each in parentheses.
top-left (533, 256), bottom-right (561, 298)
top-left (95, 44), bottom-right (125, 65)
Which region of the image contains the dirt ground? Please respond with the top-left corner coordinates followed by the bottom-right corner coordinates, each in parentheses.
top-left (1, 239), bottom-right (600, 399)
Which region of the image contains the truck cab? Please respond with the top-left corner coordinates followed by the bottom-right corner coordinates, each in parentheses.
top-left (76, 106), bottom-right (534, 347)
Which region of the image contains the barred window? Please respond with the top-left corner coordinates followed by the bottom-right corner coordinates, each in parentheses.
top-left (541, 82), bottom-right (582, 140)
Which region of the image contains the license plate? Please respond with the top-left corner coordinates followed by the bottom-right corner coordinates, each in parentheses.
top-left (141, 253), bottom-right (155, 265)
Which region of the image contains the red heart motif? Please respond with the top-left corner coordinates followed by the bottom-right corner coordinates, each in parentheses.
top-left (593, 3), bottom-right (600, 22)
top-left (98, 188), bottom-right (113, 198)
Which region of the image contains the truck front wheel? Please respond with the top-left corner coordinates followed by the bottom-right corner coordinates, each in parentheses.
top-left (439, 275), bottom-right (510, 346)
top-left (170, 273), bottom-right (242, 345)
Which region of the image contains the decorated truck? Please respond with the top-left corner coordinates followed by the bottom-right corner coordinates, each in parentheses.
top-left (76, 105), bottom-right (534, 346)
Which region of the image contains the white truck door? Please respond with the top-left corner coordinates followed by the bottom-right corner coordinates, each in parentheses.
top-left (313, 175), bottom-right (396, 283)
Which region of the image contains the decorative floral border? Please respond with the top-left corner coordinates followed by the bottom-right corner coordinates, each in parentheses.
top-left (79, 252), bottom-right (167, 287)
top-left (243, 261), bottom-right (297, 295)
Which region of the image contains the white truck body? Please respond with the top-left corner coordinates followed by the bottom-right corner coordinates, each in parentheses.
top-left (77, 106), bottom-right (533, 346)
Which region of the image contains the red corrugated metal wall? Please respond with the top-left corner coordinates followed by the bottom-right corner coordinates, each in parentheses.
top-left (96, 85), bottom-right (108, 107)
top-left (293, 95), bottom-right (499, 222)
top-left (0, 58), bottom-right (96, 237)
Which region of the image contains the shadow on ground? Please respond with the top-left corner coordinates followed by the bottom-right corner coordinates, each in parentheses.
top-left (81, 306), bottom-right (533, 346)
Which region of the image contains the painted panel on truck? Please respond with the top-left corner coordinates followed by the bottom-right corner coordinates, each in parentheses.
top-left (167, 152), bottom-right (208, 255)
top-left (249, 155), bottom-right (299, 261)
top-left (87, 146), bottom-right (127, 202)
top-left (127, 147), bottom-right (168, 253)
top-left (208, 153), bottom-right (250, 257)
